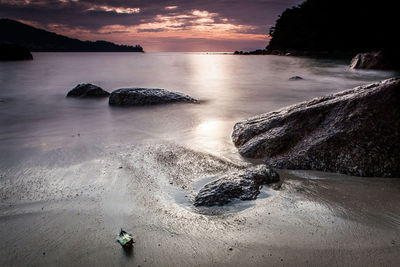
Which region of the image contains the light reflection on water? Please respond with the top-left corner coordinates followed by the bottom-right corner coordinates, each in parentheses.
top-left (0, 52), bottom-right (396, 165)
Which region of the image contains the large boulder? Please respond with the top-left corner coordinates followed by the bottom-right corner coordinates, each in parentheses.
top-left (194, 165), bottom-right (279, 207)
top-left (0, 43), bottom-right (33, 61)
top-left (109, 88), bottom-right (197, 106)
top-left (232, 78), bottom-right (400, 177)
top-left (350, 51), bottom-right (393, 70)
top-left (67, 83), bottom-right (110, 97)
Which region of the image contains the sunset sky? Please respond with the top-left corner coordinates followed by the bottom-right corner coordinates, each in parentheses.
top-left (0, 0), bottom-right (302, 51)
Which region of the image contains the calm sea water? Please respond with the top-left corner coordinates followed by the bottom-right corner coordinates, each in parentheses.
top-left (0, 52), bottom-right (396, 167)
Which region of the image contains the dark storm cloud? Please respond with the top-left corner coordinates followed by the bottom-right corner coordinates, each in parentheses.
top-left (0, 0), bottom-right (302, 33)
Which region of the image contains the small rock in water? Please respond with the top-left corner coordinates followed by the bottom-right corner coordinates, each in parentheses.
top-left (288, 76), bottom-right (303, 81)
top-left (67, 83), bottom-right (110, 98)
top-left (194, 165), bottom-right (279, 207)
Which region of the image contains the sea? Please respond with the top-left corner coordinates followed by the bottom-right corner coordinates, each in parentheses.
top-left (0, 52), bottom-right (395, 166)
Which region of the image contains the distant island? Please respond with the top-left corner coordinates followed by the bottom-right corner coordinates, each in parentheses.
top-left (0, 18), bottom-right (143, 52)
top-left (235, 0), bottom-right (399, 68)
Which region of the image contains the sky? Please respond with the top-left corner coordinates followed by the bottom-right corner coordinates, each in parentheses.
top-left (0, 0), bottom-right (303, 52)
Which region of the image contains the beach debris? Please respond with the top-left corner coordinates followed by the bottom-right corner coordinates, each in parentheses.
top-left (117, 229), bottom-right (134, 248)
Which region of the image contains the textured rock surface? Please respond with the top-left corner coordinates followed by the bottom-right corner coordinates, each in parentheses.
top-left (194, 165), bottom-right (279, 207)
top-left (350, 51), bottom-right (391, 70)
top-left (0, 43), bottom-right (33, 61)
top-left (67, 83), bottom-right (110, 97)
top-left (232, 78), bottom-right (400, 177)
top-left (109, 88), bottom-right (197, 106)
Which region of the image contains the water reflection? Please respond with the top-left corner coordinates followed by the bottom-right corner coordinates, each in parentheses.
top-left (188, 54), bottom-right (240, 107)
top-left (192, 119), bottom-right (232, 153)
top-left (0, 52), bottom-right (396, 162)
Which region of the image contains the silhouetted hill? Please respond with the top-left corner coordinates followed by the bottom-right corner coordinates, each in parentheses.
top-left (0, 19), bottom-right (143, 52)
top-left (266, 0), bottom-right (398, 59)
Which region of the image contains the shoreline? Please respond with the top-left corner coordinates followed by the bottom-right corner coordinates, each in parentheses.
top-left (234, 49), bottom-right (357, 59)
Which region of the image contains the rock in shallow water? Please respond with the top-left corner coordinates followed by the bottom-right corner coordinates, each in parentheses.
top-left (67, 83), bottom-right (110, 97)
top-left (350, 51), bottom-right (396, 70)
top-left (194, 165), bottom-right (279, 207)
top-left (109, 88), bottom-right (197, 106)
top-left (232, 78), bottom-right (400, 177)
top-left (289, 76), bottom-right (303, 81)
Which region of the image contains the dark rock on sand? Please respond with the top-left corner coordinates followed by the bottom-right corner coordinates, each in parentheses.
top-left (67, 83), bottom-right (110, 97)
top-left (289, 76), bottom-right (303, 81)
top-left (194, 165), bottom-right (279, 207)
top-left (232, 78), bottom-right (400, 177)
top-left (0, 43), bottom-right (33, 61)
top-left (350, 51), bottom-right (393, 70)
top-left (109, 88), bottom-right (197, 106)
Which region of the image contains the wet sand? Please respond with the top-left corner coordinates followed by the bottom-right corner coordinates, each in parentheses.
top-left (1, 142), bottom-right (399, 266)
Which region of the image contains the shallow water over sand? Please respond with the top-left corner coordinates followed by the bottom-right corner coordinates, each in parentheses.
top-left (0, 53), bottom-right (399, 266)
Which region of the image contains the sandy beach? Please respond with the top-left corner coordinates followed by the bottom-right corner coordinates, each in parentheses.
top-left (1, 142), bottom-right (399, 266)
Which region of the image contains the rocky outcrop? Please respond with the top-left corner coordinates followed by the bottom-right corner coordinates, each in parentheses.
top-left (67, 83), bottom-right (110, 97)
top-left (234, 49), bottom-right (268, 55)
top-left (232, 78), bottom-right (400, 177)
top-left (0, 43), bottom-right (33, 61)
top-left (109, 88), bottom-right (197, 106)
top-left (194, 165), bottom-right (279, 207)
top-left (350, 51), bottom-right (393, 70)
top-left (266, 1), bottom-right (398, 62)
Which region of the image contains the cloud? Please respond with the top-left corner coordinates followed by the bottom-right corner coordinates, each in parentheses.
top-left (0, 0), bottom-right (303, 51)
top-left (87, 5), bottom-right (140, 14)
